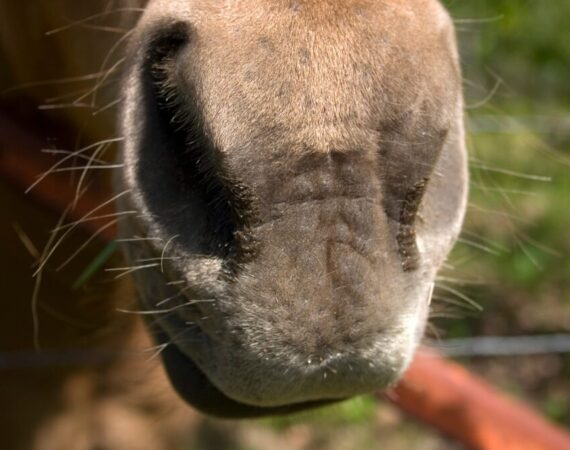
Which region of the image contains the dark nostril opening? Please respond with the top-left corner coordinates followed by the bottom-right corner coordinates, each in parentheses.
top-left (133, 22), bottom-right (245, 261)
top-left (151, 79), bottom-right (236, 256)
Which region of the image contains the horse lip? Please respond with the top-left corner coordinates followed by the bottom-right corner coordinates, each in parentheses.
top-left (154, 327), bottom-right (341, 418)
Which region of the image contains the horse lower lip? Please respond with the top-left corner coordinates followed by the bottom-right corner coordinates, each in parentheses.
top-left (157, 330), bottom-right (339, 418)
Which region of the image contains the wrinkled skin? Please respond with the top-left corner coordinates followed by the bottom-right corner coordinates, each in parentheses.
top-left (118, 0), bottom-right (468, 417)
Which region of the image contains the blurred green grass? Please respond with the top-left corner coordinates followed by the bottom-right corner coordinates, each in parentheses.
top-left (441, 0), bottom-right (570, 339)
top-left (442, 0), bottom-right (570, 425)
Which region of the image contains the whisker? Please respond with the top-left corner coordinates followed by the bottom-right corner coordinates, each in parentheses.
top-left (432, 295), bottom-right (480, 312)
top-left (424, 322), bottom-right (443, 342)
top-left (469, 162), bottom-right (552, 182)
top-left (436, 284), bottom-right (483, 312)
top-left (457, 238), bottom-right (501, 256)
top-left (435, 276), bottom-right (486, 286)
top-left (45, 8), bottom-right (145, 36)
top-left (38, 103), bottom-right (93, 110)
top-left (31, 204), bottom-right (73, 351)
top-left (75, 23), bottom-right (129, 34)
top-left (460, 229), bottom-right (510, 253)
top-left (514, 235), bottom-right (543, 271)
top-left (141, 326), bottom-right (202, 362)
top-left (467, 203), bottom-right (531, 224)
top-left (117, 300), bottom-right (215, 316)
top-left (516, 232), bottom-right (562, 257)
top-left (56, 218), bottom-right (122, 271)
top-left (106, 263), bottom-right (159, 279)
top-left (41, 149), bottom-right (109, 165)
top-left (92, 29), bottom-right (136, 106)
top-left (470, 183), bottom-right (538, 197)
top-left (116, 237), bottom-right (164, 243)
top-left (33, 190), bottom-right (131, 277)
top-left (52, 211), bottom-right (137, 233)
top-left (93, 97), bottom-right (123, 115)
top-left (44, 86), bottom-right (102, 104)
top-left (428, 311), bottom-right (466, 320)
top-left (155, 286), bottom-right (193, 307)
top-left (135, 256), bottom-right (182, 263)
top-left (140, 343), bottom-right (170, 362)
top-left (2, 72), bottom-right (114, 95)
top-left (74, 57), bottom-right (126, 105)
top-left (48, 164), bottom-right (124, 173)
top-left (466, 77), bottom-right (502, 110)
top-left (25, 137), bottom-right (124, 193)
top-left (73, 141), bottom-right (115, 206)
top-left (161, 235), bottom-right (180, 273)
top-left (453, 15), bottom-right (505, 25)
top-left (12, 222), bottom-right (40, 259)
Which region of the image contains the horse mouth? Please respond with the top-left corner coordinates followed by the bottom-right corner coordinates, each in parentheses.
top-left (120, 213), bottom-right (409, 417)
top-left (154, 327), bottom-right (341, 418)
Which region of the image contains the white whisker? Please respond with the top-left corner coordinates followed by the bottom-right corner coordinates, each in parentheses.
top-left (25, 137), bottom-right (124, 193)
top-left (52, 211), bottom-right (137, 233)
top-left (436, 284), bottom-right (483, 311)
top-left (457, 238), bottom-right (501, 256)
top-left (93, 97), bottom-right (123, 115)
top-left (33, 190), bottom-right (131, 277)
top-left (49, 164), bottom-right (124, 173)
top-left (161, 235), bottom-right (180, 273)
top-left (45, 8), bottom-right (145, 36)
top-left (106, 263), bottom-right (159, 279)
top-left (470, 162), bottom-right (552, 182)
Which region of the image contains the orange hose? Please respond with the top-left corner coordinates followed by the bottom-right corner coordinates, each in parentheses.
top-left (388, 349), bottom-right (570, 450)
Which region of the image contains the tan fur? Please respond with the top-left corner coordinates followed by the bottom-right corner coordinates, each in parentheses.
top-left (1, 0), bottom-right (468, 446)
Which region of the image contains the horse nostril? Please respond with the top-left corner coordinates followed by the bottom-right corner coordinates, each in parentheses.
top-left (129, 23), bottom-right (254, 261)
